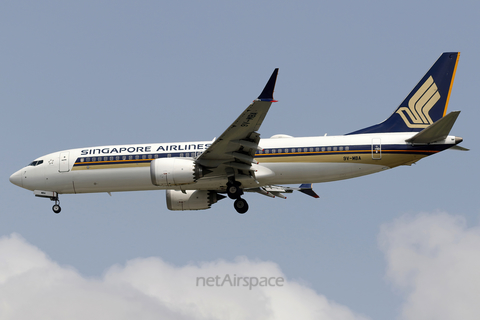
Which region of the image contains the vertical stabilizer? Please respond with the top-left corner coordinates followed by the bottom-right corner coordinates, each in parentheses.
top-left (348, 52), bottom-right (460, 134)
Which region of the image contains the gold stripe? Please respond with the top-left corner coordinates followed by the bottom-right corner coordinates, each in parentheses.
top-left (257, 152), bottom-right (432, 167)
top-left (444, 52), bottom-right (460, 117)
top-left (73, 150), bottom-right (438, 171)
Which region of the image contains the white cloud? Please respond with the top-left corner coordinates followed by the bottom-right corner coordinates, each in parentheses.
top-left (0, 233), bottom-right (368, 320)
top-left (379, 212), bottom-right (480, 320)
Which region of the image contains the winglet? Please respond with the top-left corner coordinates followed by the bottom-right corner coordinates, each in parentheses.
top-left (258, 68), bottom-right (279, 102)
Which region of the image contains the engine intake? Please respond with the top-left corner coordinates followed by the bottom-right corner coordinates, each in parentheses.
top-left (166, 190), bottom-right (225, 211)
top-left (150, 158), bottom-right (203, 186)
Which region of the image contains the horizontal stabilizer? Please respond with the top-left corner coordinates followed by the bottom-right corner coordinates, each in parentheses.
top-left (406, 111), bottom-right (460, 144)
top-left (450, 145), bottom-right (470, 151)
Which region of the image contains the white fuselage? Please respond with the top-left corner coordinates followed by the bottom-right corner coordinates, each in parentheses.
top-left (10, 132), bottom-right (457, 195)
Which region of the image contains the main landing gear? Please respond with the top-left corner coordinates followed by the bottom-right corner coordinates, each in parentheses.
top-left (234, 198), bottom-right (248, 214)
top-left (227, 181), bottom-right (248, 214)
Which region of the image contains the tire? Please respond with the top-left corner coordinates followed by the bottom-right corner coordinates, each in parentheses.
top-left (52, 204), bottom-right (61, 214)
top-left (234, 198), bottom-right (249, 214)
top-left (227, 182), bottom-right (243, 199)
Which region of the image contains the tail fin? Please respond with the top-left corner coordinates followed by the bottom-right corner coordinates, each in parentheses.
top-left (348, 52), bottom-right (460, 134)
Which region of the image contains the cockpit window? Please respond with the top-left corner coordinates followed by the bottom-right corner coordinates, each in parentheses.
top-left (28, 160), bottom-right (44, 166)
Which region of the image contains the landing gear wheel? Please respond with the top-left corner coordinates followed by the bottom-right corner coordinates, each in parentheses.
top-left (51, 196), bottom-right (61, 214)
top-left (234, 198), bottom-right (249, 214)
top-left (227, 181), bottom-right (243, 199)
top-left (52, 204), bottom-right (61, 214)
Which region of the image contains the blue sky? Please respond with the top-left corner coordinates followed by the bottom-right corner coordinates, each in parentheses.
top-left (1, 2), bottom-right (479, 319)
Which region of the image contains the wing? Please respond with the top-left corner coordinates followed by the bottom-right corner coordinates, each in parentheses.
top-left (196, 69), bottom-right (279, 180)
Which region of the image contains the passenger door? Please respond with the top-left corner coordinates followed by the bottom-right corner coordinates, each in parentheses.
top-left (59, 152), bottom-right (70, 172)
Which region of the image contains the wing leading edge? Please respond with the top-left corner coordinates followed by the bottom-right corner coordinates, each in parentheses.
top-left (196, 69), bottom-right (279, 180)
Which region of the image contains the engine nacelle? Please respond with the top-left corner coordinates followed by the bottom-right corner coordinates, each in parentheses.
top-left (150, 158), bottom-right (203, 186)
top-left (166, 190), bottom-right (223, 211)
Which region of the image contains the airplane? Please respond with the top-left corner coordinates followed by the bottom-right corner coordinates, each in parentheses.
top-left (9, 52), bottom-right (467, 214)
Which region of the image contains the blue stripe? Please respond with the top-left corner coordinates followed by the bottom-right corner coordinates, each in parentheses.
top-left (74, 144), bottom-right (450, 167)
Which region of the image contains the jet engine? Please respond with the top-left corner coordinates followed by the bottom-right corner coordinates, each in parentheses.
top-left (150, 158), bottom-right (203, 186)
top-left (166, 190), bottom-right (225, 211)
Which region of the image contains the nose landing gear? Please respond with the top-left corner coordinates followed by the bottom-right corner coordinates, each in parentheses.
top-left (34, 190), bottom-right (62, 214)
top-left (51, 196), bottom-right (61, 214)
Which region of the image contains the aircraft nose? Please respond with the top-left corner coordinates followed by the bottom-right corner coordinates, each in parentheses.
top-left (9, 170), bottom-right (23, 188)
